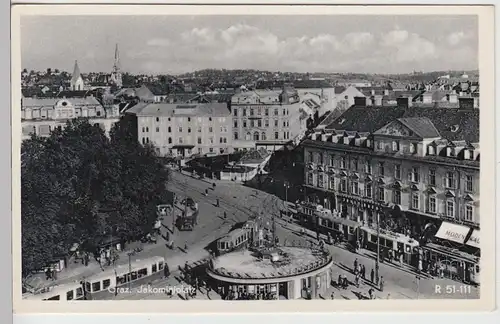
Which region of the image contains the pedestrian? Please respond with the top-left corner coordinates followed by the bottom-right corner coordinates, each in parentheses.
top-left (370, 268), bottom-right (375, 283)
top-left (184, 241), bottom-right (188, 251)
top-left (361, 264), bottom-right (366, 280)
top-left (368, 288), bottom-right (374, 300)
top-left (330, 291), bottom-right (335, 300)
top-left (216, 198), bottom-right (220, 207)
top-left (354, 258), bottom-right (358, 274)
top-left (355, 274), bottom-right (360, 288)
top-left (224, 211), bottom-right (227, 219)
top-left (380, 276), bottom-right (385, 292)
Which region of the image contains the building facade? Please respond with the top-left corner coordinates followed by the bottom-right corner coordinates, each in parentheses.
top-left (126, 102), bottom-right (232, 158)
top-left (21, 96), bottom-right (120, 140)
top-left (300, 97), bottom-right (480, 282)
top-left (230, 89), bottom-right (307, 151)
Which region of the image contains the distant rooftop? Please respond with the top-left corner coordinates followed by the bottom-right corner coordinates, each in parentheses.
top-left (125, 102), bottom-right (230, 117)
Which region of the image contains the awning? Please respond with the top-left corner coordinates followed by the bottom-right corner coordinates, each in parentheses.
top-left (172, 145), bottom-right (195, 149)
top-left (434, 222), bottom-right (471, 244)
top-left (332, 217), bottom-right (360, 229)
top-left (466, 229), bottom-right (480, 248)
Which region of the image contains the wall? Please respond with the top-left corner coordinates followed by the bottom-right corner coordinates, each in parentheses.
top-left (21, 117), bottom-right (119, 140)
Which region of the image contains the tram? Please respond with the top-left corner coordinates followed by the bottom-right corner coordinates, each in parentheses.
top-left (24, 281), bottom-right (86, 301)
top-left (25, 256), bottom-right (166, 301)
top-left (217, 221), bottom-right (258, 255)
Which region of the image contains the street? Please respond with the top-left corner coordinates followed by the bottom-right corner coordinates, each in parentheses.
top-left (113, 170), bottom-right (479, 300)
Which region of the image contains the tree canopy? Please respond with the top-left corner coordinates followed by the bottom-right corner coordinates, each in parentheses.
top-left (21, 118), bottom-right (170, 277)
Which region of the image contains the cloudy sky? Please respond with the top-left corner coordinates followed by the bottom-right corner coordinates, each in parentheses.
top-left (21, 15), bottom-right (478, 75)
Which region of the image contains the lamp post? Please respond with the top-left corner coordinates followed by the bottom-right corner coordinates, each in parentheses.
top-left (375, 210), bottom-right (380, 281)
top-left (284, 182), bottom-right (290, 218)
top-left (127, 251), bottom-right (135, 291)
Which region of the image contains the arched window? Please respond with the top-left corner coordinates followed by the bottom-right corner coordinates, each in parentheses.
top-left (234, 132), bottom-right (239, 140)
top-left (253, 132), bottom-right (260, 141)
top-left (262, 132), bottom-right (266, 140)
top-left (245, 132), bottom-right (251, 140)
top-left (168, 126), bottom-right (171, 133)
top-left (168, 137), bottom-right (172, 144)
top-left (146, 127), bottom-right (149, 132)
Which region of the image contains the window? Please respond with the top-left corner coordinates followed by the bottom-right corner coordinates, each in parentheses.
top-left (233, 120), bottom-right (238, 128)
top-left (146, 127), bottom-right (149, 132)
top-left (274, 132), bottom-right (279, 139)
top-left (187, 117), bottom-right (191, 122)
top-left (265, 108), bottom-right (269, 116)
top-left (243, 120), bottom-right (247, 128)
top-left (318, 153), bottom-right (324, 165)
top-left (243, 109), bottom-right (247, 116)
top-left (274, 109), bottom-right (278, 116)
top-left (410, 143), bottom-right (417, 153)
top-left (178, 126), bottom-right (183, 132)
top-left (142, 137), bottom-right (145, 144)
top-left (168, 126), bottom-right (171, 133)
top-left (283, 120), bottom-right (286, 127)
top-left (428, 145), bottom-right (435, 155)
top-left (393, 190), bottom-right (401, 205)
top-left (138, 268), bottom-right (148, 278)
top-left (197, 137), bottom-right (202, 144)
top-left (142, 127), bottom-right (145, 133)
top-left (307, 173), bottom-right (313, 185)
top-left (233, 108), bottom-right (238, 116)
top-left (66, 290), bottom-right (74, 300)
top-left (340, 178), bottom-right (347, 193)
top-left (234, 132), bottom-right (239, 140)
top-left (445, 172), bottom-right (455, 188)
top-left (209, 148), bottom-right (214, 153)
top-left (329, 155), bottom-right (335, 166)
top-left (258, 120), bottom-right (262, 127)
top-left (262, 132), bottom-right (266, 140)
top-left (265, 119), bottom-right (269, 127)
top-left (209, 137), bottom-right (214, 144)
top-left (253, 132), bottom-right (259, 141)
top-left (250, 120), bottom-right (255, 127)
top-left (394, 165), bottom-right (401, 179)
top-left (152, 264), bottom-right (157, 273)
top-left (446, 200), bottom-right (455, 217)
top-left (91, 282), bottom-right (101, 292)
top-left (392, 141), bottom-right (399, 151)
top-left (178, 137), bottom-right (183, 144)
top-left (466, 175), bottom-right (473, 192)
top-left (209, 117), bottom-right (212, 121)
top-left (76, 287), bottom-right (83, 298)
top-left (365, 183), bottom-right (372, 198)
top-left (365, 161), bottom-right (372, 174)
top-left (340, 156), bottom-right (347, 169)
top-left (411, 193), bottom-right (419, 210)
top-left (351, 181), bottom-right (359, 195)
top-left (378, 187), bottom-right (385, 201)
top-left (168, 137), bottom-right (172, 144)
top-left (209, 127), bottom-right (213, 133)
top-left (410, 167), bottom-right (420, 182)
top-left (329, 176), bottom-right (335, 190)
top-left (250, 108), bottom-right (254, 116)
top-left (352, 159), bottom-right (358, 171)
top-left (146, 137), bottom-right (150, 144)
top-left (188, 127), bottom-right (191, 133)
top-left (465, 205), bottom-right (473, 221)
top-left (428, 196), bottom-right (436, 213)
top-left (96, 111), bottom-right (101, 117)
top-left (274, 119), bottom-right (278, 127)
top-left (377, 141), bottom-right (382, 150)
top-left (257, 108), bottom-right (262, 115)
top-left (429, 169), bottom-right (436, 186)
top-left (308, 151), bottom-right (313, 162)
top-left (159, 262), bottom-right (164, 270)
top-left (378, 162), bottom-right (384, 176)
top-left (282, 108), bottom-right (286, 115)
top-left (318, 174), bottom-right (324, 187)
top-left (156, 127), bottom-right (159, 132)
top-left (103, 279), bottom-right (111, 289)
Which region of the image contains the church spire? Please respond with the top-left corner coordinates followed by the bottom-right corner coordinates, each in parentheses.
top-left (111, 44), bottom-right (122, 89)
top-left (70, 60), bottom-right (83, 91)
top-left (71, 60), bottom-right (81, 84)
top-left (113, 43), bottom-right (120, 71)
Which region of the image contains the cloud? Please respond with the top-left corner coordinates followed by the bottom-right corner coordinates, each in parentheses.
top-left (447, 31), bottom-right (467, 46)
top-left (147, 38), bottom-right (171, 47)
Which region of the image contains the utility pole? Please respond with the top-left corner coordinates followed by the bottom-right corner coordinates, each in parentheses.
top-left (172, 193), bottom-right (176, 234)
top-left (375, 209), bottom-right (380, 282)
top-left (127, 252), bottom-right (134, 291)
top-left (416, 274), bottom-right (420, 299)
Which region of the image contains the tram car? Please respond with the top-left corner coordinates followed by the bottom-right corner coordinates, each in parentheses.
top-left (24, 281), bottom-right (86, 301)
top-left (175, 197), bottom-right (199, 231)
top-left (217, 221), bottom-right (258, 255)
top-left (296, 202), bottom-right (322, 229)
top-left (24, 256), bottom-right (166, 301)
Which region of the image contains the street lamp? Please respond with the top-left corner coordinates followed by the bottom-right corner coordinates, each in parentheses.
top-left (127, 251), bottom-right (135, 291)
top-left (284, 182), bottom-right (290, 218)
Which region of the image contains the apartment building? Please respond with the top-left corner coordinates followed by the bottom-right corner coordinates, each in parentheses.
top-left (21, 96), bottom-right (120, 140)
top-left (126, 102), bottom-right (232, 158)
top-left (300, 96), bottom-right (480, 280)
top-left (230, 88), bottom-right (307, 151)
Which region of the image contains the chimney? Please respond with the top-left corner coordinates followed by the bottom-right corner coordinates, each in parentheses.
top-left (459, 97), bottom-right (474, 110)
top-left (371, 89), bottom-right (375, 95)
top-left (354, 96), bottom-right (366, 107)
top-left (374, 95), bottom-right (383, 106)
top-left (396, 97), bottom-right (412, 109)
top-left (384, 89), bottom-right (389, 96)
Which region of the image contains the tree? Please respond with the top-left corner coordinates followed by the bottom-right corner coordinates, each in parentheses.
top-left (21, 118), bottom-right (170, 277)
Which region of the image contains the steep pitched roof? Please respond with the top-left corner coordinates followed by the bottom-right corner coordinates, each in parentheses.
top-left (325, 106), bottom-right (479, 142)
top-left (397, 117), bottom-right (441, 138)
top-left (70, 60), bottom-right (82, 85)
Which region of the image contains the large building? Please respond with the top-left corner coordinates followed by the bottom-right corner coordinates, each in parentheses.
top-left (230, 88), bottom-right (307, 151)
top-left (126, 102), bottom-right (232, 158)
top-left (21, 96), bottom-right (120, 140)
top-left (300, 96), bottom-right (480, 282)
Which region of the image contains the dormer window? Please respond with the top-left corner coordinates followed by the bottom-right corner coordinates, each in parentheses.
top-left (410, 143), bottom-right (417, 154)
top-left (428, 145), bottom-right (435, 155)
top-left (447, 147), bottom-right (454, 157)
top-left (338, 118), bottom-right (346, 125)
top-left (450, 124), bottom-right (459, 132)
top-left (366, 139), bottom-right (371, 147)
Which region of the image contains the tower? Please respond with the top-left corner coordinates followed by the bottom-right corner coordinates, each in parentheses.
top-left (110, 44), bottom-right (123, 88)
top-left (70, 60), bottom-right (84, 91)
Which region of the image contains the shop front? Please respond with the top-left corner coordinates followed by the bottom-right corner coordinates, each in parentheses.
top-left (421, 221), bottom-right (479, 285)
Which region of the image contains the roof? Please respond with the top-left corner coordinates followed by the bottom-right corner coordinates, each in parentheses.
top-left (397, 117), bottom-right (441, 138)
top-left (22, 96), bottom-right (102, 108)
top-left (334, 86), bottom-right (346, 94)
top-left (238, 148), bottom-right (271, 164)
top-left (70, 61), bottom-right (82, 85)
top-left (126, 102), bottom-right (230, 117)
top-left (56, 90), bottom-right (90, 98)
top-left (326, 105), bottom-right (479, 142)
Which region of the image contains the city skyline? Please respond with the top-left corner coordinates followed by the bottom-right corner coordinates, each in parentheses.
top-left (21, 15), bottom-right (478, 75)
